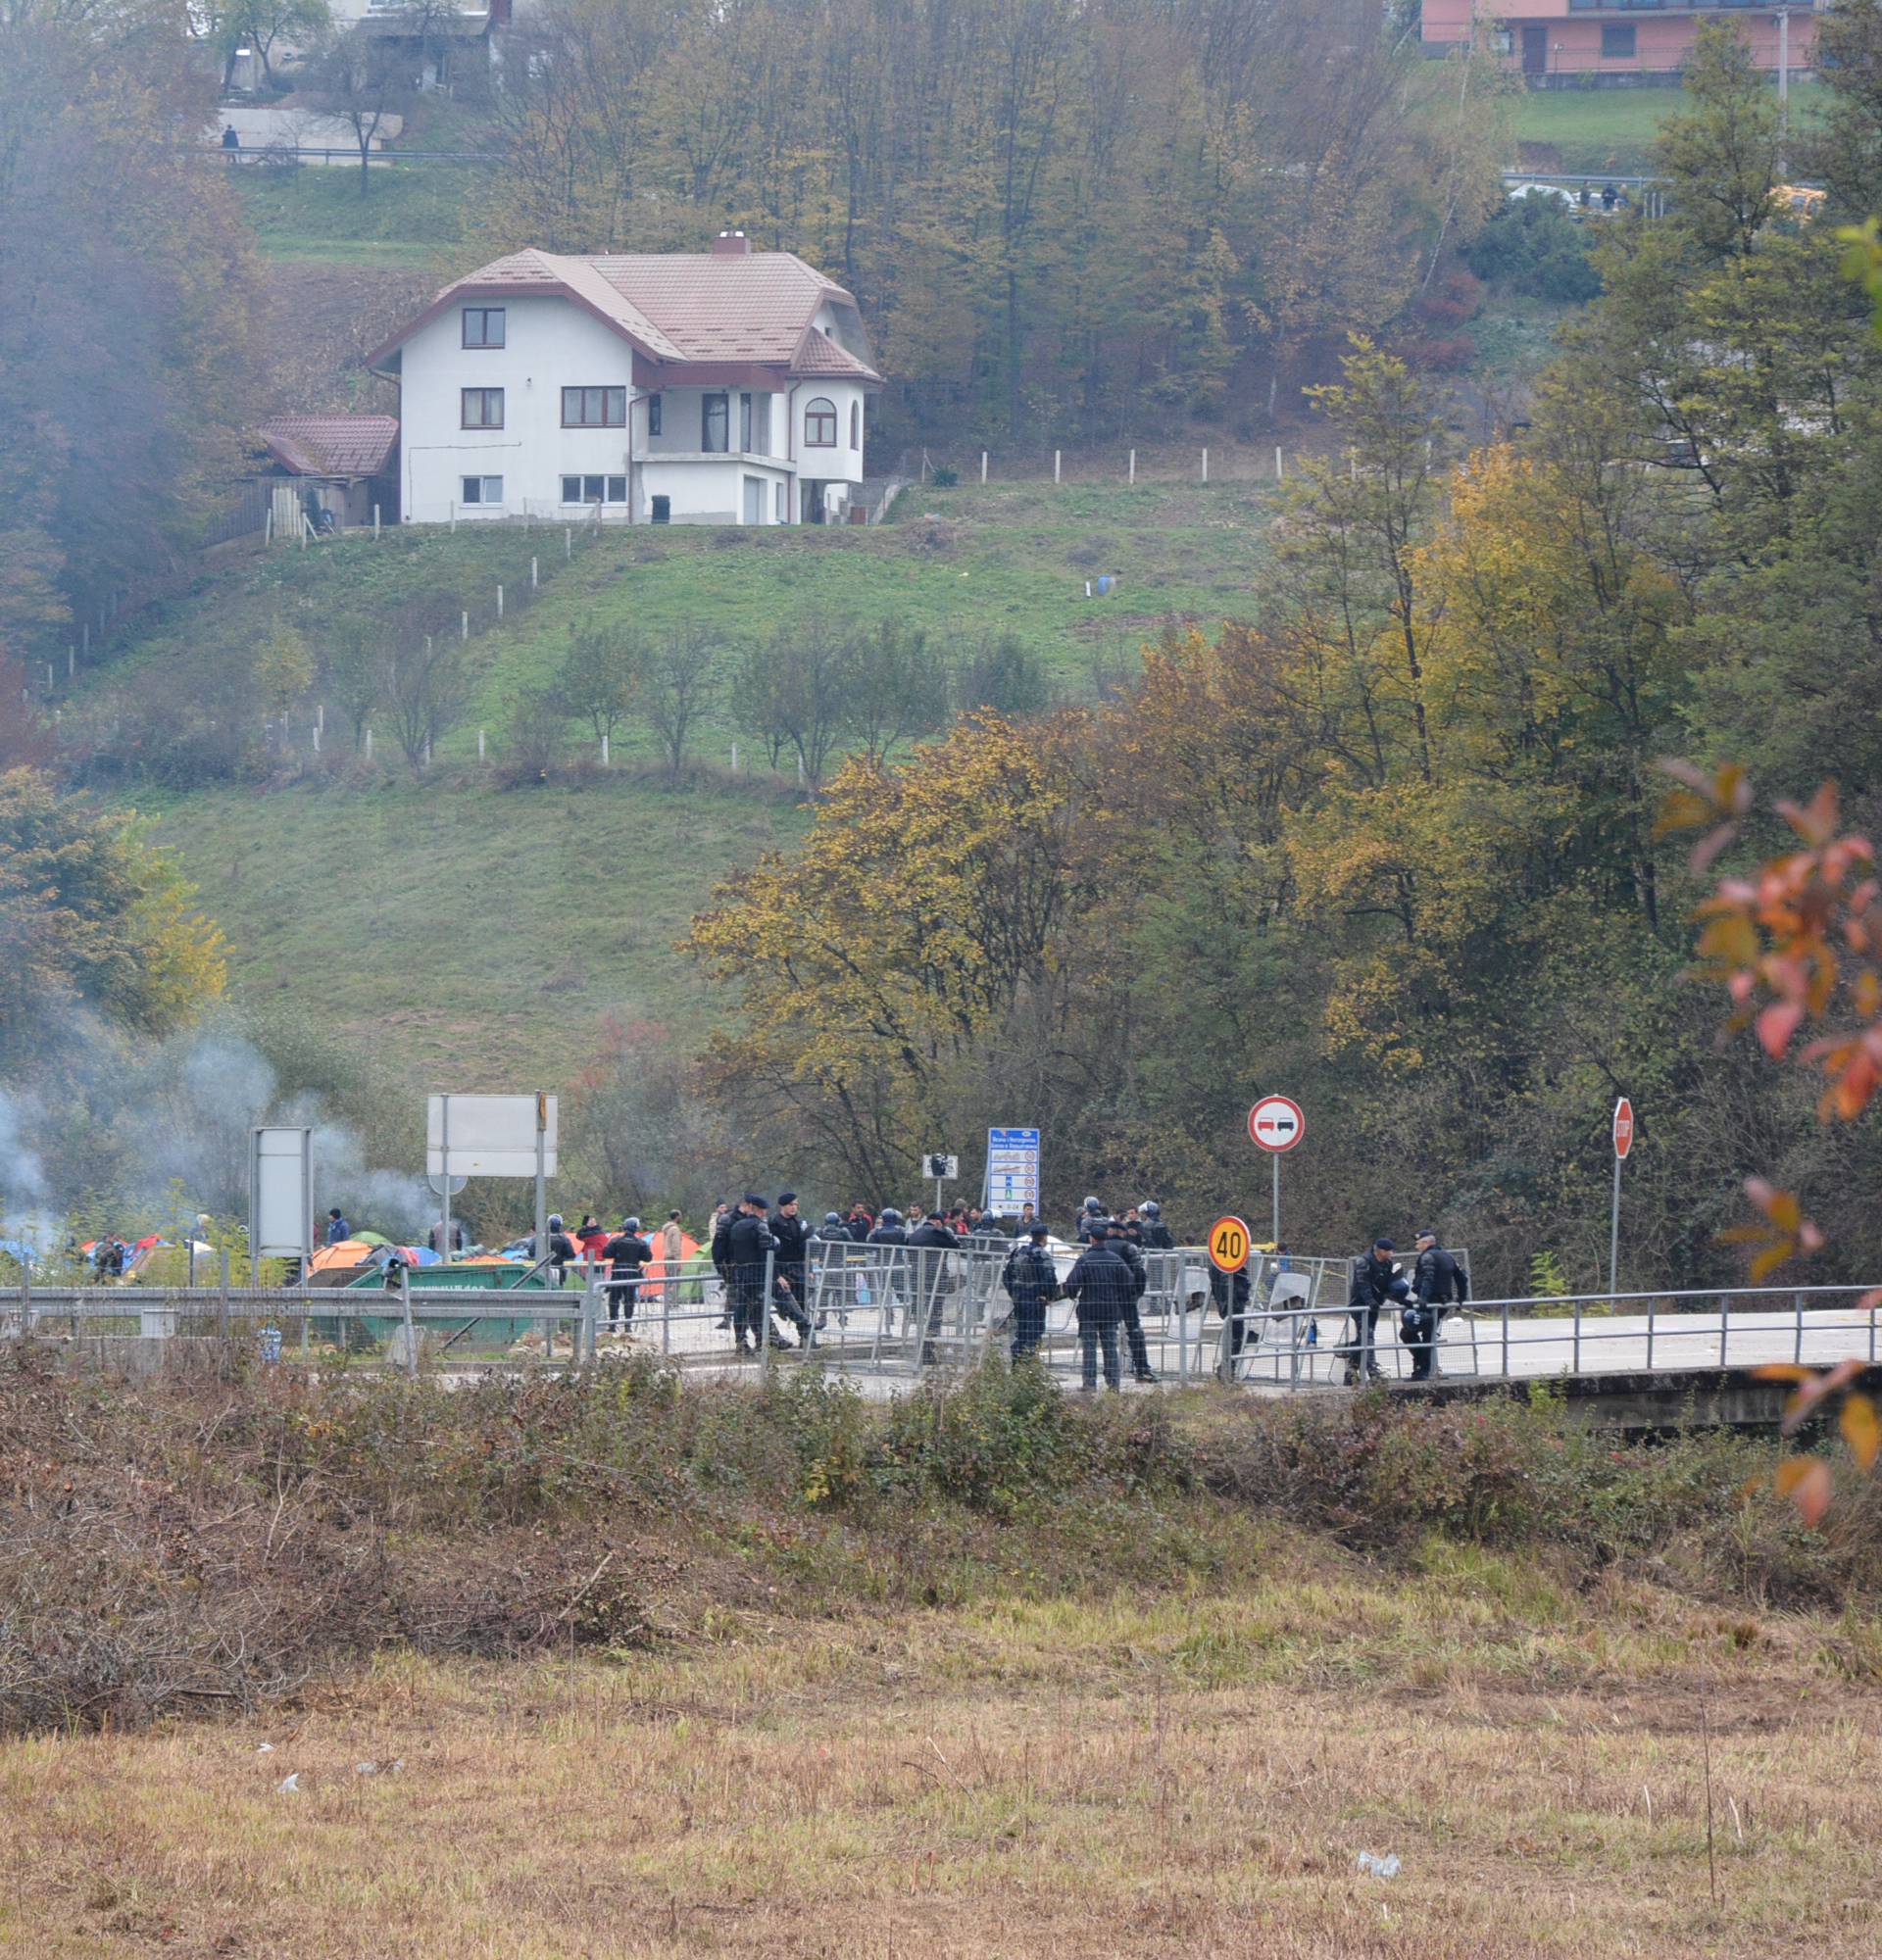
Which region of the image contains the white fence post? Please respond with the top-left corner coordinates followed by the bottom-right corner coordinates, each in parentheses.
top-left (364, 726), bottom-right (372, 760)
top-left (1201, 448), bottom-right (1209, 483)
top-left (565, 527), bottom-right (572, 560)
top-left (601, 733), bottom-right (610, 767)
top-left (531, 557), bottom-right (538, 589)
top-left (1054, 449), bottom-right (1061, 484)
top-left (980, 450), bottom-right (988, 484)
top-left (496, 584), bottom-right (504, 620)
top-left (461, 611), bottom-right (470, 642)
top-left (477, 727), bottom-right (486, 760)
top-left (372, 504), bottom-right (380, 539)
top-left (1128, 448), bottom-right (1136, 484)
top-left (1275, 445), bottom-right (1284, 480)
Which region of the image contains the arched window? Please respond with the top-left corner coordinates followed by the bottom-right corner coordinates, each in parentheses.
top-left (805, 397), bottom-right (837, 447)
top-left (850, 401), bottom-right (861, 448)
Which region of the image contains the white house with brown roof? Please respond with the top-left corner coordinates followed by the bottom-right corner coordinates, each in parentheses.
top-left (365, 232), bottom-right (881, 527)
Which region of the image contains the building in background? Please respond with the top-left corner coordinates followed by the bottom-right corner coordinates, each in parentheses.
top-left (365, 233), bottom-right (881, 526)
top-left (1421, 0), bottom-right (1819, 84)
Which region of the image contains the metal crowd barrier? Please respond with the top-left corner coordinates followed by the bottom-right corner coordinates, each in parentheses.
top-left (5, 1257), bottom-right (1879, 1392)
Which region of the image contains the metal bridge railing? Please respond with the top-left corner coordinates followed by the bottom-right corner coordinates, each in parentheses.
top-left (5, 1262), bottom-right (1878, 1391)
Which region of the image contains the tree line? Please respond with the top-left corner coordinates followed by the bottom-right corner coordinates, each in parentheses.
top-left (486, 0), bottom-right (1510, 444)
top-left (684, 21), bottom-right (1882, 1298)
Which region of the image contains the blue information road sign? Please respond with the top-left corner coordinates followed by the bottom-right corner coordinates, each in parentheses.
top-left (985, 1127), bottom-right (1042, 1210)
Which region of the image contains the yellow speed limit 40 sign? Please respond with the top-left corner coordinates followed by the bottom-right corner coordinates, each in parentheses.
top-left (1208, 1215), bottom-right (1252, 1273)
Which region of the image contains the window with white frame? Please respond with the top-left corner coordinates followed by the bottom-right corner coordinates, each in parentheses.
top-left (461, 475), bottom-right (503, 505)
top-left (804, 397), bottom-right (837, 446)
top-left (562, 386), bottom-right (625, 427)
top-left (560, 474), bottom-right (628, 505)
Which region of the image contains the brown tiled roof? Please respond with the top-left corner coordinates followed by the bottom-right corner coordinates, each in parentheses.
top-left (366, 248), bottom-right (881, 381)
top-left (258, 414), bottom-right (398, 478)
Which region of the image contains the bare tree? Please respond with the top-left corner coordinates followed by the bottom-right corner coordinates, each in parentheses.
top-left (640, 626), bottom-right (718, 779)
top-left (382, 631), bottom-right (467, 772)
top-left (304, 26), bottom-right (413, 197)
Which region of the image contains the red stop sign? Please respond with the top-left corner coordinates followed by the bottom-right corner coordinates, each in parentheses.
top-left (1612, 1098), bottom-right (1635, 1160)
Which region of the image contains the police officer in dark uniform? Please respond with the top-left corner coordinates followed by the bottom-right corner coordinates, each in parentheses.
top-left (1072, 1197), bottom-right (1107, 1244)
top-left (725, 1196), bottom-right (778, 1354)
top-left (1341, 1237), bottom-right (1409, 1385)
top-left (1406, 1227), bottom-right (1468, 1381)
top-left (1001, 1222), bottom-right (1060, 1362)
top-left (1138, 1200), bottom-right (1174, 1251)
top-left (1109, 1213), bottom-right (1157, 1383)
top-left (601, 1217), bottom-right (653, 1332)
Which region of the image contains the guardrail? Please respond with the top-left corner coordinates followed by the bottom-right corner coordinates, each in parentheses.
top-left (6, 1264), bottom-right (1878, 1393)
top-left (217, 146), bottom-right (502, 166)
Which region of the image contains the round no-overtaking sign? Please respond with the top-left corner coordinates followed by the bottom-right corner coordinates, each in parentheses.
top-left (1248, 1095), bottom-right (1305, 1153)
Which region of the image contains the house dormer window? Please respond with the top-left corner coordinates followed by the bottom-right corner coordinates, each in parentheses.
top-left (463, 308), bottom-right (505, 348)
top-left (805, 398), bottom-right (837, 447)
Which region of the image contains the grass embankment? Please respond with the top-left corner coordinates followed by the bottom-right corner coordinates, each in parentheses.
top-left (99, 482), bottom-right (1276, 1074)
top-left (231, 162), bottom-right (475, 270)
top-left (2, 1356), bottom-right (1879, 1956)
top-left (1512, 82), bottom-right (1827, 177)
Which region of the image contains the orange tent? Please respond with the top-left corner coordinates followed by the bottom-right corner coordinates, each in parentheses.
top-left (310, 1239), bottom-right (375, 1272)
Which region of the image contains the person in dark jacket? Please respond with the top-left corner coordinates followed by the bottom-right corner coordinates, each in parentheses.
top-left (1015, 1201), bottom-right (1038, 1237)
top-left (1064, 1222), bottom-right (1133, 1391)
top-left (725, 1197), bottom-right (780, 1352)
top-left (1406, 1228), bottom-right (1468, 1381)
top-left (1002, 1223), bottom-right (1059, 1362)
top-left (325, 1207), bottom-right (350, 1246)
top-left (526, 1214), bottom-right (577, 1285)
top-left (1109, 1218), bottom-right (1157, 1383)
top-left (1138, 1200), bottom-right (1174, 1251)
top-left (1072, 1197), bottom-right (1108, 1244)
top-left (906, 1210), bottom-right (960, 1364)
top-left (1340, 1238), bottom-right (1409, 1385)
top-left (601, 1218), bottom-right (653, 1332)
top-left (709, 1200), bottom-right (737, 1326)
top-left (767, 1194), bottom-right (816, 1348)
top-left (845, 1203), bottom-right (874, 1243)
top-left (1210, 1253), bottom-right (1254, 1380)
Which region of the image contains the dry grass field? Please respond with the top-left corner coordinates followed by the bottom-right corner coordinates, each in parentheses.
top-left (6, 1563), bottom-right (1880, 1959)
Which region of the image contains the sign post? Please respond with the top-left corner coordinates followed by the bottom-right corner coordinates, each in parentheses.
top-left (1248, 1095), bottom-right (1306, 1243)
top-left (1610, 1097), bottom-right (1634, 1298)
top-left (1208, 1215), bottom-right (1252, 1275)
top-left (425, 1092), bottom-right (560, 1333)
top-left (923, 1152), bottom-right (959, 1219)
top-left (984, 1128), bottom-right (1041, 1218)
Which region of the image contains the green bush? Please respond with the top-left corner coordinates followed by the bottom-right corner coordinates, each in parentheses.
top-left (1464, 198), bottom-right (1602, 302)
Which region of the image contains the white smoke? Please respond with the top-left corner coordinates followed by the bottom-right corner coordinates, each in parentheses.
top-left (0, 1015), bottom-right (432, 1243)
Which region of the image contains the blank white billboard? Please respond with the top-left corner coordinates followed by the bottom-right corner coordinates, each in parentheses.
top-left (426, 1093), bottom-right (559, 1179)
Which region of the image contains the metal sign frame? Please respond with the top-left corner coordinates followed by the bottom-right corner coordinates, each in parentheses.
top-left (249, 1126), bottom-right (313, 1264)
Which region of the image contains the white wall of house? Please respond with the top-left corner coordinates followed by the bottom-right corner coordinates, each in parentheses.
top-left (400, 295), bottom-right (636, 523)
top-left (399, 293), bottom-right (870, 525)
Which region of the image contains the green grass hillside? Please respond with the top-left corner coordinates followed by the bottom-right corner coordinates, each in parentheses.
top-left (104, 480), bottom-right (1276, 1081)
top-left (1512, 81), bottom-right (1825, 176)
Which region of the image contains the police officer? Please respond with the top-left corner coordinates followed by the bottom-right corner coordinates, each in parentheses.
top-left (601, 1216), bottom-right (653, 1334)
top-left (1109, 1214), bottom-right (1157, 1384)
top-left (907, 1209), bottom-right (961, 1365)
top-left (1064, 1221), bottom-right (1133, 1391)
top-left (1341, 1237), bottom-right (1409, 1385)
top-left (1001, 1222), bottom-right (1060, 1363)
top-left (1210, 1250), bottom-right (1254, 1381)
top-left (1407, 1227), bottom-right (1468, 1381)
top-left (1073, 1197), bottom-right (1107, 1244)
top-left (725, 1196), bottom-right (778, 1354)
top-left (1137, 1200), bottom-right (1174, 1251)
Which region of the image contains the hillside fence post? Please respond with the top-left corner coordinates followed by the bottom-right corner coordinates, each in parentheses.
top-left (1275, 446), bottom-right (1284, 480)
top-left (461, 611), bottom-right (469, 642)
top-left (496, 584), bottom-right (504, 620)
top-left (565, 527), bottom-right (571, 560)
top-left (1201, 448), bottom-right (1209, 483)
top-left (731, 741), bottom-right (739, 772)
top-left (601, 733), bottom-right (610, 767)
top-left (980, 450), bottom-right (988, 484)
top-left (477, 728), bottom-right (485, 760)
top-left (1128, 449), bottom-right (1135, 484)
top-left (312, 723), bottom-right (321, 754)
top-left (531, 557), bottom-right (538, 589)
top-left (1054, 449), bottom-right (1061, 484)
top-left (68, 647), bottom-right (75, 680)
top-left (365, 727), bottom-right (372, 760)
top-left (372, 505), bottom-right (380, 538)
